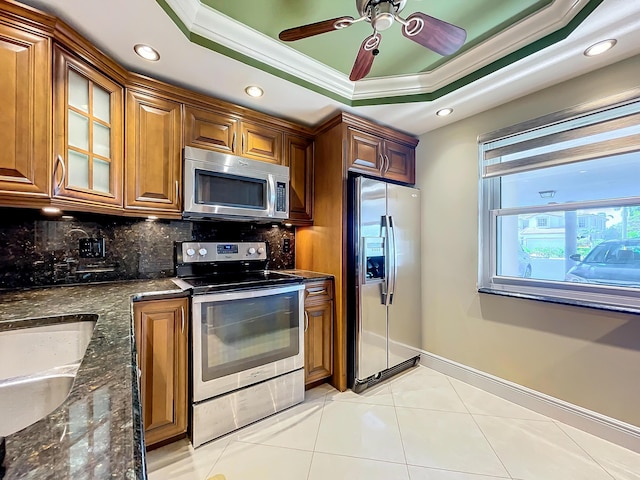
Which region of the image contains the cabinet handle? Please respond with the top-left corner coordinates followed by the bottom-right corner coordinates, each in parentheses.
top-left (304, 311), bottom-right (309, 332)
top-left (181, 306), bottom-right (185, 334)
top-left (231, 132), bottom-right (236, 152)
top-left (384, 155), bottom-right (390, 174)
top-left (54, 154), bottom-right (67, 194)
top-left (379, 153), bottom-right (385, 175)
top-left (307, 288), bottom-right (328, 297)
top-left (242, 133), bottom-right (245, 152)
top-left (175, 180), bottom-right (179, 203)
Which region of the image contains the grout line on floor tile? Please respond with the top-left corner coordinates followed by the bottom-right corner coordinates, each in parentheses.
top-left (468, 413), bottom-right (515, 479)
top-left (553, 421), bottom-right (617, 480)
top-left (310, 391), bottom-right (327, 453)
top-left (392, 398), bottom-right (409, 466)
top-left (447, 374), bottom-right (473, 415)
top-left (201, 440), bottom-right (233, 480)
top-left (405, 463), bottom-right (513, 479)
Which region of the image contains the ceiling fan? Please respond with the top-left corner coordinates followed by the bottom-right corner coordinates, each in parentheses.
top-left (278, 0), bottom-right (467, 81)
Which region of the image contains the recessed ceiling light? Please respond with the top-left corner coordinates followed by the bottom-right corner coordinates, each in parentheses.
top-left (62, 215), bottom-right (74, 220)
top-left (584, 39), bottom-right (616, 57)
top-left (42, 207), bottom-right (62, 215)
top-left (134, 44), bottom-right (160, 61)
top-left (146, 215), bottom-right (158, 222)
top-left (245, 86), bottom-right (264, 98)
top-left (436, 108), bottom-right (453, 117)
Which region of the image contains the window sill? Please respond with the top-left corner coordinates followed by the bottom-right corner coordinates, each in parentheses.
top-left (478, 287), bottom-right (640, 316)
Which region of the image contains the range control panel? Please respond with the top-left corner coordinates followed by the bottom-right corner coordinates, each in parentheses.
top-left (180, 242), bottom-right (268, 263)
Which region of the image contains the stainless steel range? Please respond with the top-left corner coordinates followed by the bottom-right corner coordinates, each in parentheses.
top-left (174, 241), bottom-right (305, 447)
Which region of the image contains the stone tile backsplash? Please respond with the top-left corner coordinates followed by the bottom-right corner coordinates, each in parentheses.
top-left (0, 208), bottom-right (295, 290)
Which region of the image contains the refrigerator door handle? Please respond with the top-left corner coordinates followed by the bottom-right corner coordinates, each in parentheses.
top-left (388, 215), bottom-right (398, 304)
top-left (383, 215), bottom-right (392, 306)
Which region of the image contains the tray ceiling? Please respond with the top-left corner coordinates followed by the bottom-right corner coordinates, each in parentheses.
top-left (158, 0), bottom-right (603, 104)
top-left (14, 0), bottom-right (640, 135)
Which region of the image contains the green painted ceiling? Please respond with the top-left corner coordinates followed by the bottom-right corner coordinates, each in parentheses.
top-left (202, 0), bottom-right (553, 78)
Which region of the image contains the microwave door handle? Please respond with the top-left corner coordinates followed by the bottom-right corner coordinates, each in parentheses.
top-left (267, 175), bottom-right (277, 216)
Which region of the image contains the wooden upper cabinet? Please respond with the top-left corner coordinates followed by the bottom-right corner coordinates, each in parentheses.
top-left (383, 139), bottom-right (415, 184)
top-left (125, 89), bottom-right (182, 215)
top-left (53, 46), bottom-right (124, 207)
top-left (346, 126), bottom-right (416, 184)
top-left (184, 105), bottom-right (284, 164)
top-left (347, 128), bottom-right (383, 174)
top-left (184, 105), bottom-right (238, 154)
top-left (285, 135), bottom-right (313, 223)
top-left (0, 22), bottom-right (50, 204)
top-left (240, 121), bottom-right (283, 164)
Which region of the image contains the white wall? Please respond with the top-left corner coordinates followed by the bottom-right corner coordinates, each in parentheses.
top-left (417, 54), bottom-right (640, 426)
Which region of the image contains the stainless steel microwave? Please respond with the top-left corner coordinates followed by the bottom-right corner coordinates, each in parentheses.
top-left (183, 146), bottom-right (289, 221)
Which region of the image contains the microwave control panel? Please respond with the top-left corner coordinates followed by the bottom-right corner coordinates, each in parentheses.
top-left (276, 182), bottom-right (287, 213)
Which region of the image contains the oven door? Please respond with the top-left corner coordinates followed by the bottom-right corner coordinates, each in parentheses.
top-left (192, 283), bottom-right (304, 402)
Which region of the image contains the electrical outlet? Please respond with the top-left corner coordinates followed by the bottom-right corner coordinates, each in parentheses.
top-left (79, 237), bottom-right (106, 258)
top-left (283, 238), bottom-right (291, 253)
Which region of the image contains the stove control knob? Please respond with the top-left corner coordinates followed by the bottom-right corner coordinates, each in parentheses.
top-left (186, 248), bottom-right (196, 257)
top-left (198, 248), bottom-right (208, 256)
top-left (257, 247), bottom-right (265, 254)
top-left (247, 247), bottom-right (256, 255)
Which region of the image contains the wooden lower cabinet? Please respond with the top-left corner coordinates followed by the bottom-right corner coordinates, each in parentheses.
top-left (304, 280), bottom-right (334, 385)
top-left (133, 297), bottom-right (188, 448)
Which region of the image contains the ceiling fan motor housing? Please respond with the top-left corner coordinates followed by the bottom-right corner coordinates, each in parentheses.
top-left (357, 0), bottom-right (407, 31)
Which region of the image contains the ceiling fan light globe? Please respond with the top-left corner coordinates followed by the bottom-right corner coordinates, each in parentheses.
top-left (372, 12), bottom-right (395, 31)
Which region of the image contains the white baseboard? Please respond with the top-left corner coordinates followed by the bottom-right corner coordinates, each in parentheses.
top-left (417, 350), bottom-right (640, 454)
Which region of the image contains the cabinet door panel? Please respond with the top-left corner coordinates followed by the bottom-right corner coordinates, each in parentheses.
top-left (384, 140), bottom-right (415, 184)
top-left (285, 135), bottom-right (313, 223)
top-left (126, 91), bottom-right (181, 212)
top-left (184, 106), bottom-right (238, 153)
top-left (134, 298), bottom-right (188, 447)
top-left (0, 24), bottom-right (50, 201)
top-left (53, 46), bottom-right (123, 206)
top-left (305, 301), bottom-right (334, 385)
top-left (347, 128), bottom-right (383, 176)
top-left (240, 122), bottom-right (283, 164)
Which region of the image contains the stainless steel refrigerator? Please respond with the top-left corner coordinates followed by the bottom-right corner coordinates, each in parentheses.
top-left (350, 176), bottom-right (422, 393)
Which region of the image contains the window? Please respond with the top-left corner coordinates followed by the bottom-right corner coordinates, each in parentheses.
top-left (536, 217), bottom-right (548, 228)
top-left (478, 90), bottom-right (640, 310)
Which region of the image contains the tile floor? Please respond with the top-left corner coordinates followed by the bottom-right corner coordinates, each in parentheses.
top-left (146, 365), bottom-right (640, 480)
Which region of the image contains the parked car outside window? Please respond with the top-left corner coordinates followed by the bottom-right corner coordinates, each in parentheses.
top-left (565, 239), bottom-right (640, 287)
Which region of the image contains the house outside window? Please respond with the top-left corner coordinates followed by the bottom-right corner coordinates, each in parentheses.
top-left (478, 90), bottom-right (640, 309)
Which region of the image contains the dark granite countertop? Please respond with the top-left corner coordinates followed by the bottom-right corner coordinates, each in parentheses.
top-left (0, 279), bottom-right (185, 480)
top-left (279, 269), bottom-right (334, 282)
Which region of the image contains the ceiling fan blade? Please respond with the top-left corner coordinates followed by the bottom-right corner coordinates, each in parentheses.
top-left (349, 33), bottom-right (382, 82)
top-left (401, 12), bottom-right (467, 56)
top-left (279, 16), bottom-right (354, 41)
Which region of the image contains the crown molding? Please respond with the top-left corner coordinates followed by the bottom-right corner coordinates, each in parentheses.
top-left (160, 0), bottom-right (601, 103)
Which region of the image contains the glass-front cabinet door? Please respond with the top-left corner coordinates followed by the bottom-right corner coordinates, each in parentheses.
top-left (53, 46), bottom-right (123, 207)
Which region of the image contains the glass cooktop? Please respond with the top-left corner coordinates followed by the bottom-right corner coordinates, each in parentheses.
top-left (176, 270), bottom-right (303, 294)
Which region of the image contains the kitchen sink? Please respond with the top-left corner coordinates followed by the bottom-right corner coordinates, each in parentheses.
top-left (0, 315), bottom-right (97, 380)
top-left (0, 369), bottom-right (76, 437)
top-left (0, 315), bottom-right (97, 436)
